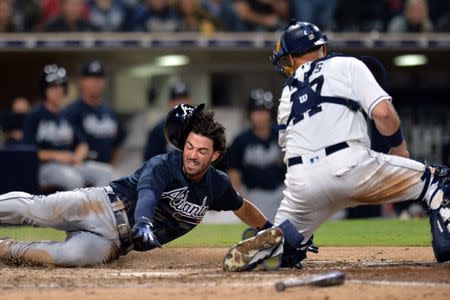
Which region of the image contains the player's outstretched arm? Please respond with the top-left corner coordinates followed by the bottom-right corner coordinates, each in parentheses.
top-left (371, 100), bottom-right (410, 158)
top-left (233, 198), bottom-right (271, 230)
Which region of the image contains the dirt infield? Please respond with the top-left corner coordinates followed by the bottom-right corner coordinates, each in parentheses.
top-left (1, 247), bottom-right (449, 300)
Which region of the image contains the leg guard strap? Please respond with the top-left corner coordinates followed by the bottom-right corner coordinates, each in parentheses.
top-left (277, 220), bottom-right (306, 268)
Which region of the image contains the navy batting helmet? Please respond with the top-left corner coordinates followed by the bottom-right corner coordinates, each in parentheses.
top-left (38, 64), bottom-right (68, 99)
top-left (164, 103), bottom-right (205, 150)
top-left (248, 89), bottom-right (274, 112)
top-left (271, 20), bottom-right (328, 77)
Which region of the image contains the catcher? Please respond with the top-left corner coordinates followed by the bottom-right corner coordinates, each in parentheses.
top-left (223, 20), bottom-right (450, 271)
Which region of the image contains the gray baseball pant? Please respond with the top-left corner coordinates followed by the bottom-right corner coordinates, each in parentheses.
top-left (0, 187), bottom-right (122, 266)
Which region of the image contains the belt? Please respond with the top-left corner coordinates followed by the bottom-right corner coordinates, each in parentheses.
top-left (287, 142), bottom-right (349, 167)
top-left (105, 187), bottom-right (133, 255)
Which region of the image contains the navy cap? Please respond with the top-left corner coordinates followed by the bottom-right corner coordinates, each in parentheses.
top-left (81, 60), bottom-right (106, 77)
top-left (169, 82), bottom-right (190, 100)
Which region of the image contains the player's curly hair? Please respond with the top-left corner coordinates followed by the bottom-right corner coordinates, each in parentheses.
top-left (190, 110), bottom-right (226, 156)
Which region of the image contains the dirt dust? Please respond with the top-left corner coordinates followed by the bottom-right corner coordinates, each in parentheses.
top-left (0, 247), bottom-right (449, 300)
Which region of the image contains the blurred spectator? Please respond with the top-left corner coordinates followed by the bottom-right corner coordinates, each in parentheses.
top-left (0, 97), bottom-right (31, 146)
top-left (176, 0), bottom-right (221, 34)
top-left (387, 0), bottom-right (434, 33)
top-left (226, 89), bottom-right (285, 222)
top-left (232, 0), bottom-right (289, 32)
top-left (201, 0), bottom-right (223, 18)
top-left (40, 0), bottom-right (90, 26)
top-left (11, 96), bottom-right (31, 114)
top-left (23, 64), bottom-right (113, 191)
top-left (333, 0), bottom-right (386, 32)
top-left (0, 0), bottom-right (16, 32)
top-left (12, 0), bottom-right (41, 32)
top-left (437, 3), bottom-right (450, 31)
top-left (42, 0), bottom-right (98, 32)
top-left (143, 81), bottom-right (191, 161)
top-left (131, 0), bottom-right (180, 32)
top-left (63, 60), bottom-right (125, 167)
top-left (428, 0), bottom-right (449, 26)
top-left (86, 0), bottom-right (132, 32)
top-left (290, 0), bottom-right (336, 31)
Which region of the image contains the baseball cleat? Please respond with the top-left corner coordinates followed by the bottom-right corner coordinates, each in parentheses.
top-left (0, 237), bottom-right (14, 257)
top-left (223, 227), bottom-right (284, 272)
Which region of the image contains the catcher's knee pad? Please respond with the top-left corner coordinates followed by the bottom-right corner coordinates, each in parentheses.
top-left (277, 220), bottom-right (305, 268)
top-left (427, 164), bottom-right (450, 262)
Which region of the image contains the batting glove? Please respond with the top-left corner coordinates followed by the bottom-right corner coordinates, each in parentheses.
top-left (131, 216), bottom-right (161, 251)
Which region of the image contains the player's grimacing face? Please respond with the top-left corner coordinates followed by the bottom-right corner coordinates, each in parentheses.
top-left (182, 132), bottom-right (219, 181)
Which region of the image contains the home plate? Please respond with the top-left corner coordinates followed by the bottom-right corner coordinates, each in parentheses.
top-left (115, 271), bottom-right (188, 278)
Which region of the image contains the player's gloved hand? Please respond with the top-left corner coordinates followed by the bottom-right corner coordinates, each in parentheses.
top-left (131, 216), bottom-right (161, 251)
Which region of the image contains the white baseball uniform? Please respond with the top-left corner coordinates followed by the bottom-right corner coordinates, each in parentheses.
top-left (274, 55), bottom-right (434, 241)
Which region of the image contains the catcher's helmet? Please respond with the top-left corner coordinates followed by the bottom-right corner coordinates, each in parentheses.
top-left (164, 103), bottom-right (205, 150)
top-left (248, 89), bottom-right (274, 112)
top-left (38, 64), bottom-right (68, 99)
top-left (271, 20), bottom-right (328, 77)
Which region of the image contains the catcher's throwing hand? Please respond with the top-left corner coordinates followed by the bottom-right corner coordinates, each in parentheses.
top-left (131, 216), bottom-right (161, 251)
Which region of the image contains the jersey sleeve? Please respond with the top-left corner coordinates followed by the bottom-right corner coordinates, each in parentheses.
top-left (113, 114), bottom-right (126, 147)
top-left (349, 58), bottom-right (392, 119)
top-left (137, 156), bottom-right (172, 194)
top-left (143, 123), bottom-right (166, 161)
top-left (209, 170), bottom-right (244, 211)
top-left (227, 134), bottom-right (244, 170)
top-left (72, 122), bottom-right (87, 146)
top-left (62, 105), bottom-right (87, 147)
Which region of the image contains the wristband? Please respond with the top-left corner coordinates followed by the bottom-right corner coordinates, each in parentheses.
top-left (257, 220), bottom-right (273, 231)
top-left (383, 125), bottom-right (404, 147)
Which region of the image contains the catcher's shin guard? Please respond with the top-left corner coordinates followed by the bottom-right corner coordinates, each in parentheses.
top-left (427, 164), bottom-right (450, 262)
top-left (223, 227), bottom-right (284, 272)
top-left (277, 219), bottom-right (306, 268)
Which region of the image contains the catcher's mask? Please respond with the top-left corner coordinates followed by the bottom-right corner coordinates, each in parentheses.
top-left (164, 103), bottom-right (205, 150)
top-left (271, 20), bottom-right (328, 78)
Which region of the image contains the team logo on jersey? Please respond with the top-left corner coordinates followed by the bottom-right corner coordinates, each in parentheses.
top-left (163, 187), bottom-right (208, 225)
top-left (36, 120), bottom-right (74, 145)
top-left (82, 114), bottom-right (118, 138)
top-left (243, 142), bottom-right (282, 168)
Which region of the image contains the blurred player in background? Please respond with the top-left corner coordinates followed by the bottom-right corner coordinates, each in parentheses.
top-left (63, 60), bottom-right (125, 167)
top-left (0, 97), bottom-right (30, 146)
top-left (23, 64), bottom-right (114, 191)
top-left (143, 81), bottom-right (192, 161)
top-left (227, 89), bottom-right (285, 222)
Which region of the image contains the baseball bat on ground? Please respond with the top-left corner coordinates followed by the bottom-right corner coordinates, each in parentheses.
top-left (275, 271), bottom-right (346, 292)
